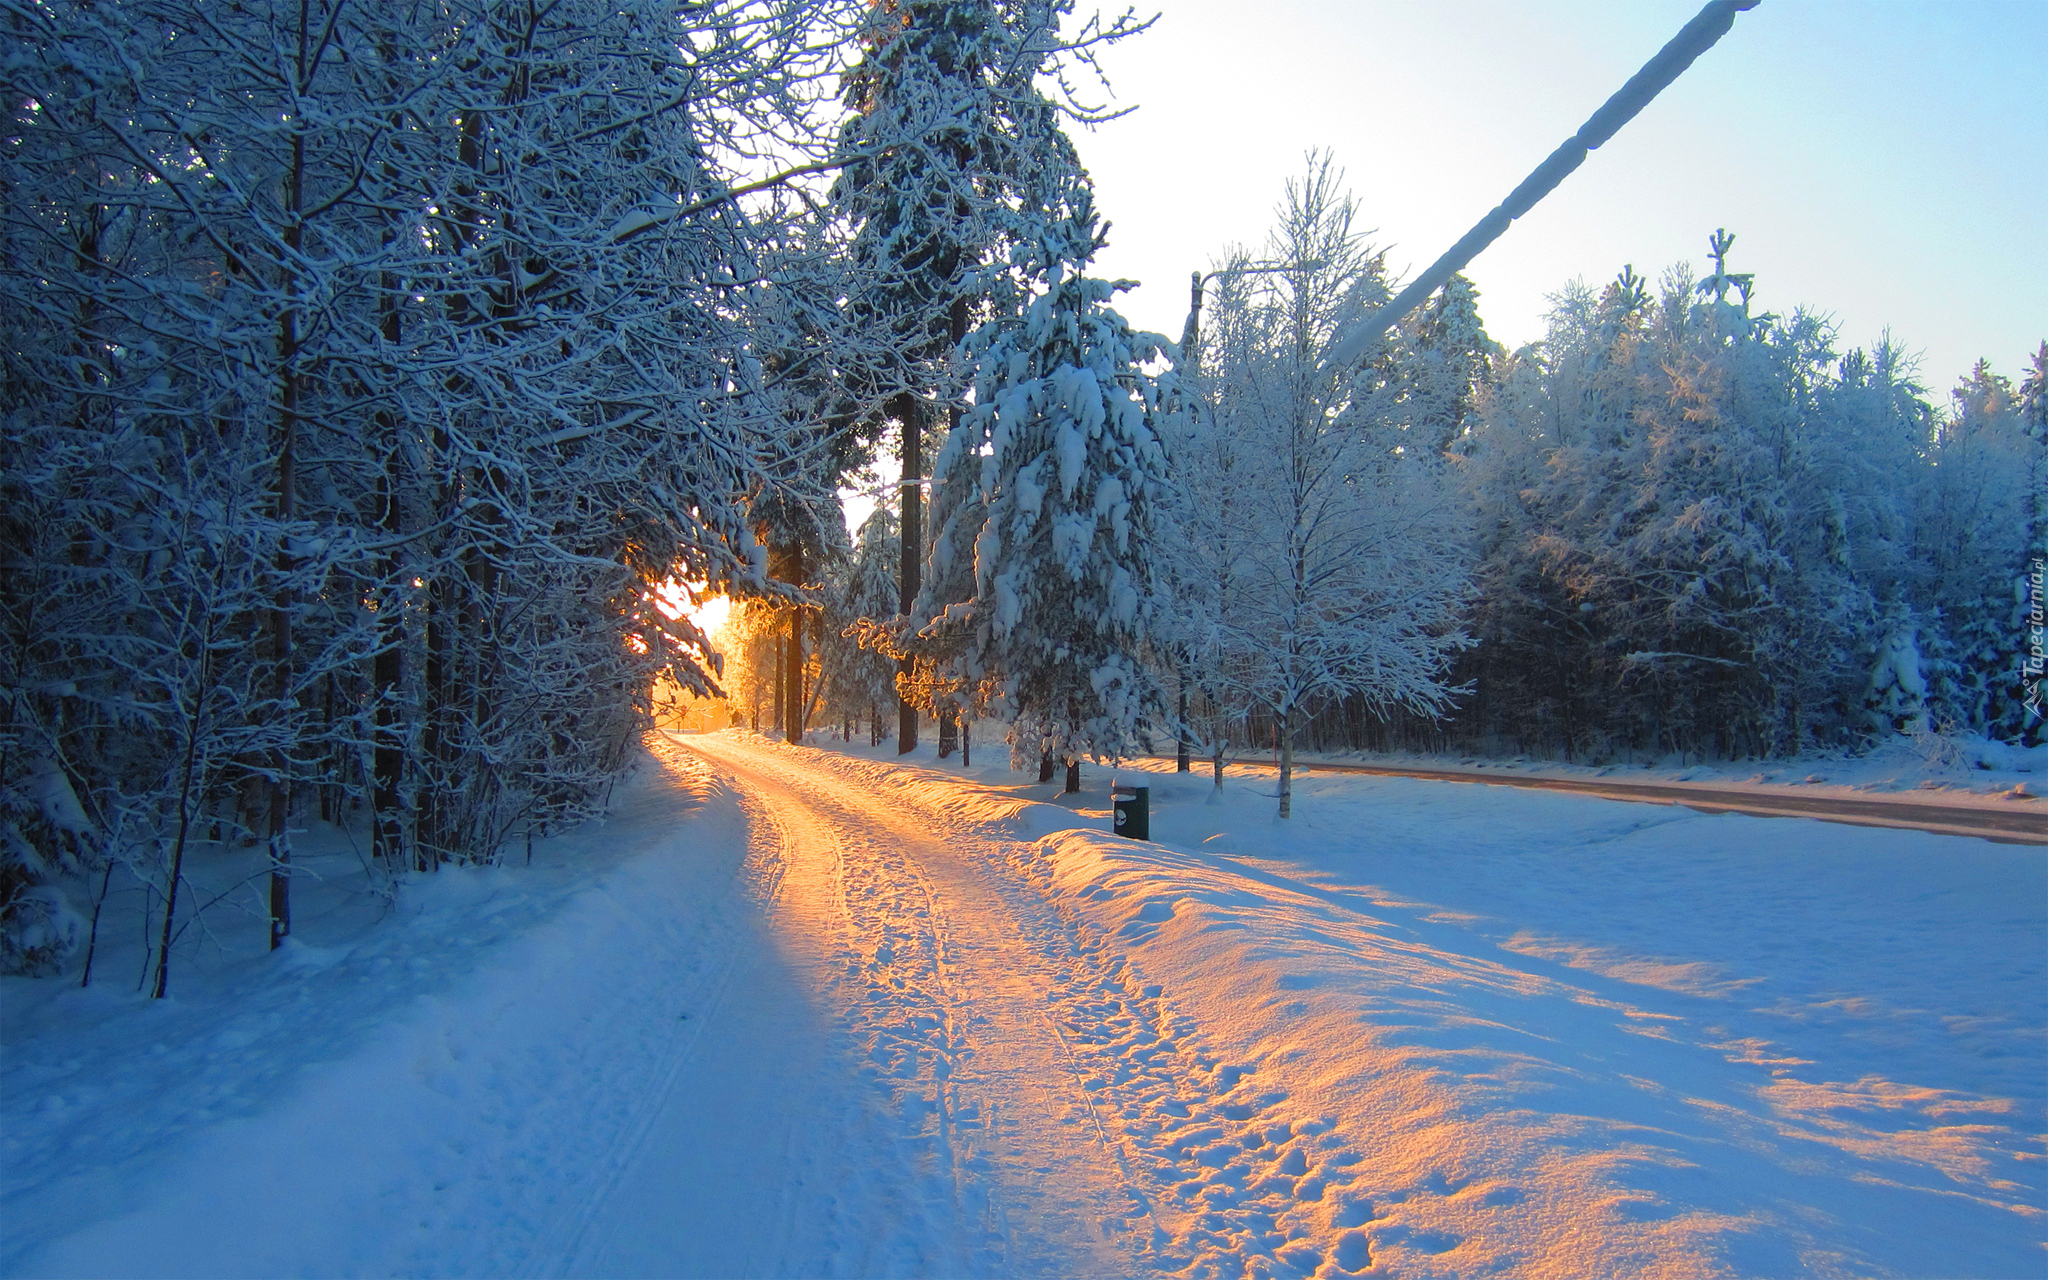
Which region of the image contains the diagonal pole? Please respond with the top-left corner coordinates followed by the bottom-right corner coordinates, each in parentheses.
top-left (1323, 0), bottom-right (1761, 370)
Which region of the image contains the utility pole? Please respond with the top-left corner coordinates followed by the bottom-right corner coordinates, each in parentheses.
top-left (1323, 0), bottom-right (1760, 369)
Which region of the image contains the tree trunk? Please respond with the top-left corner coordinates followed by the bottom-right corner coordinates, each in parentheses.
top-left (1064, 759), bottom-right (1081, 795)
top-left (960, 720), bottom-right (971, 768)
top-left (418, 537), bottom-right (452, 871)
top-left (799, 596), bottom-right (826, 738)
top-left (937, 707), bottom-right (957, 758)
top-left (370, 35), bottom-right (409, 874)
top-left (154, 626), bottom-right (214, 997)
top-left (1176, 682), bottom-right (1191, 772)
top-left (771, 606), bottom-right (786, 735)
top-left (267, 106), bottom-right (306, 949)
top-left (1038, 749), bottom-right (1055, 783)
top-left (370, 432), bottom-right (405, 871)
top-left (785, 541), bottom-right (805, 746)
top-left (897, 394), bottom-right (921, 755)
top-left (1277, 705), bottom-right (1295, 819)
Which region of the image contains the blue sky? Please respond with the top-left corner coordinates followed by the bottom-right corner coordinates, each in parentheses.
top-left (1068, 0), bottom-right (2045, 399)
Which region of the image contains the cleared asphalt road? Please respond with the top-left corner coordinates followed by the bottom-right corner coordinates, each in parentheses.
top-left (1174, 758), bottom-right (2048, 845)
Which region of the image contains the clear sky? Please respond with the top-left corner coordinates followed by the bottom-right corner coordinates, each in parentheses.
top-left (1066, 0), bottom-right (2045, 399)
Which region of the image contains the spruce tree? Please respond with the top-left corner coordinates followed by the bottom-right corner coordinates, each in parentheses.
top-left (915, 196), bottom-right (1170, 774)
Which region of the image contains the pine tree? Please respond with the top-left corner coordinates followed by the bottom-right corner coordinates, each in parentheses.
top-left (914, 196), bottom-right (1170, 775)
top-left (1918, 359), bottom-right (2044, 744)
top-left (823, 507), bottom-right (905, 744)
top-left (829, 0), bottom-right (1144, 755)
top-left (835, 0), bottom-right (1059, 752)
top-left (1400, 273), bottom-right (1503, 453)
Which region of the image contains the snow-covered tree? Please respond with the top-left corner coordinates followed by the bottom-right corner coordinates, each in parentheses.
top-left (0, 0), bottom-right (848, 977)
top-left (1392, 273), bottom-right (1503, 453)
top-left (822, 507), bottom-right (907, 743)
top-left (1452, 231), bottom-right (2048, 759)
top-left (829, 0), bottom-right (1145, 755)
top-left (911, 196), bottom-right (1170, 779)
top-left (1161, 159), bottom-right (1472, 816)
top-left (1915, 358), bottom-right (2045, 744)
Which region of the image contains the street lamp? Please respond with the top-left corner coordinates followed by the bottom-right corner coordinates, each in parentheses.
top-left (1177, 260), bottom-right (1325, 380)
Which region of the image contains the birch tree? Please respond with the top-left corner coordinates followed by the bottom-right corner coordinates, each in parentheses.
top-left (1161, 160), bottom-right (1472, 816)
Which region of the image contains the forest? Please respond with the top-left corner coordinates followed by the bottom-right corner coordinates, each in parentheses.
top-left (4, 0), bottom-right (2043, 978)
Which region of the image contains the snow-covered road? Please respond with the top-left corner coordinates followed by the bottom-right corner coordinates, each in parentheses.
top-left (1208, 759), bottom-right (2048, 844)
top-left (4, 730), bottom-right (2041, 1279)
top-left (575, 731), bottom-right (1141, 1278)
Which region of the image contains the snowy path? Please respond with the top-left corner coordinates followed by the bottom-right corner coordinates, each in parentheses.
top-left (4, 731), bottom-right (2041, 1278)
top-left (570, 732), bottom-right (1138, 1278)
top-left (667, 733), bottom-right (1427, 1280)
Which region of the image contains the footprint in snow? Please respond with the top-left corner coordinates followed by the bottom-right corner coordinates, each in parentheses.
top-left (1375, 1224), bottom-right (1462, 1255)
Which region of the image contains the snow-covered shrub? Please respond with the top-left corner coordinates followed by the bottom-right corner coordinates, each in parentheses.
top-left (1864, 614), bottom-right (1930, 735)
top-left (0, 758), bottom-right (97, 975)
top-left (0, 883), bottom-right (86, 978)
top-left (1905, 722), bottom-right (1968, 772)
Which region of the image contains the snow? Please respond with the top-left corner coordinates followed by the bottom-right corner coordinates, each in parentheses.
top-left (4, 730), bottom-right (2042, 1277)
top-left (1000, 777), bottom-right (2043, 1276)
top-left (606, 208), bottom-right (663, 241)
top-left (3, 742), bottom-right (758, 1277)
top-left (24, 757), bottom-right (92, 840)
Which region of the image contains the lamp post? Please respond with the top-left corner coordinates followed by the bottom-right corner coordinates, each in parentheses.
top-left (1179, 260), bottom-right (1325, 381)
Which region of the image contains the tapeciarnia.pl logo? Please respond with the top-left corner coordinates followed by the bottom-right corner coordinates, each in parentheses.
top-left (2025, 557), bottom-right (2045, 721)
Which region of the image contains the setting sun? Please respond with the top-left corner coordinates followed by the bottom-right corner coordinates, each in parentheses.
top-left (655, 579), bottom-right (730, 639)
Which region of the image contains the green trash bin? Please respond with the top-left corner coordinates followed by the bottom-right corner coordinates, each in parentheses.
top-left (1112, 785), bottom-right (1149, 841)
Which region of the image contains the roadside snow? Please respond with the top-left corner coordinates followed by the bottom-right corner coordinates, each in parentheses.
top-left (2, 740), bottom-right (760, 1277)
top-left (1255, 731), bottom-right (2048, 808)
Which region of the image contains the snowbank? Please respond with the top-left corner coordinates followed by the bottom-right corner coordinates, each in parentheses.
top-left (807, 735), bottom-right (2047, 1277)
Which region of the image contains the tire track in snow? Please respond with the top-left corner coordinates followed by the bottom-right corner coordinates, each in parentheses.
top-left (686, 734), bottom-right (1143, 1276)
top-left (684, 734), bottom-right (1386, 1280)
top-left (546, 736), bottom-right (906, 1279)
top-left (767, 773), bottom-right (991, 1274)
